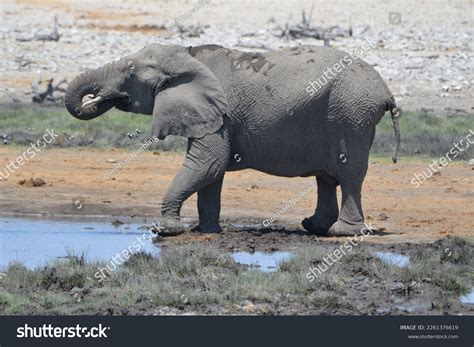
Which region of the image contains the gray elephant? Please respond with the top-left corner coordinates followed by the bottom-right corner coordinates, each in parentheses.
top-left (65, 44), bottom-right (400, 236)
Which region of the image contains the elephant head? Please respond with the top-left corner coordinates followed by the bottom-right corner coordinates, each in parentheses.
top-left (65, 44), bottom-right (229, 139)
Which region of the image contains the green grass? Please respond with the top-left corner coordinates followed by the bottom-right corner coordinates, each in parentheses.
top-left (0, 104), bottom-right (187, 151)
top-left (0, 104), bottom-right (472, 158)
top-left (373, 111), bottom-right (474, 159)
top-left (0, 238), bottom-right (471, 315)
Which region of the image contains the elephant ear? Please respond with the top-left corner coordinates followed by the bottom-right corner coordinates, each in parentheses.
top-left (152, 52), bottom-right (229, 139)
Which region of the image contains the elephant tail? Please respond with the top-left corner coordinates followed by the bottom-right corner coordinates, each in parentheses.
top-left (387, 99), bottom-right (401, 164)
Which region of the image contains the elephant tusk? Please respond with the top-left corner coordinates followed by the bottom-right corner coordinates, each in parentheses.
top-left (82, 95), bottom-right (102, 109)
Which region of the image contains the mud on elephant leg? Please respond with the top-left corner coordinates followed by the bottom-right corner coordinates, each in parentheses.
top-left (192, 177), bottom-right (224, 233)
top-left (302, 175), bottom-right (339, 235)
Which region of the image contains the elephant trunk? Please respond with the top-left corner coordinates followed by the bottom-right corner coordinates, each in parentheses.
top-left (65, 63), bottom-right (120, 120)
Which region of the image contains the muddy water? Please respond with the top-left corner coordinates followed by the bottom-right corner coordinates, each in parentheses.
top-left (231, 251), bottom-right (293, 272)
top-left (0, 217), bottom-right (159, 269)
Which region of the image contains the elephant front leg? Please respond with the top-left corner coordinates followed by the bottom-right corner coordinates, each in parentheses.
top-left (158, 168), bottom-right (197, 236)
top-left (158, 127), bottom-right (230, 236)
top-left (192, 177), bottom-right (224, 233)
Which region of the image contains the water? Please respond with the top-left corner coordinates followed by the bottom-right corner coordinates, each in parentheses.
top-left (459, 289), bottom-right (474, 304)
top-left (374, 251), bottom-right (410, 268)
top-left (1, 218), bottom-right (293, 273)
top-left (0, 218), bottom-right (159, 269)
top-left (231, 251), bottom-right (293, 272)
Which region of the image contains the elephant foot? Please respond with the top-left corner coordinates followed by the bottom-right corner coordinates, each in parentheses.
top-left (191, 222), bottom-right (222, 234)
top-left (302, 213), bottom-right (338, 235)
top-left (325, 220), bottom-right (370, 237)
top-left (153, 217), bottom-right (186, 237)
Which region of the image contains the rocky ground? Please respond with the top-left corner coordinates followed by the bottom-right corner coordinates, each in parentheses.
top-left (1, 0), bottom-right (473, 115)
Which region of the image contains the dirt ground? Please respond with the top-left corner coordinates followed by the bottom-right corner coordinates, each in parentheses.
top-left (0, 147), bottom-right (472, 249)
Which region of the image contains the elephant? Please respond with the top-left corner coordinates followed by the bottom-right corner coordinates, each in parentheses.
top-left (65, 43), bottom-right (400, 237)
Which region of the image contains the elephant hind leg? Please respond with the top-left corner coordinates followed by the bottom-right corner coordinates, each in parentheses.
top-left (302, 174), bottom-right (339, 234)
top-left (326, 168), bottom-right (368, 236)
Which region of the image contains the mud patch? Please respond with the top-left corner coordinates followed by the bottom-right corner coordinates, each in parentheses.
top-left (155, 224), bottom-right (313, 253)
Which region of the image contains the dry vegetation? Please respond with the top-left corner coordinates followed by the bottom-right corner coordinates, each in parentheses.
top-left (0, 237), bottom-right (472, 315)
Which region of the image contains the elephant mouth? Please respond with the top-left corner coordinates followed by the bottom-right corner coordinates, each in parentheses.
top-left (115, 95), bottom-right (132, 110)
